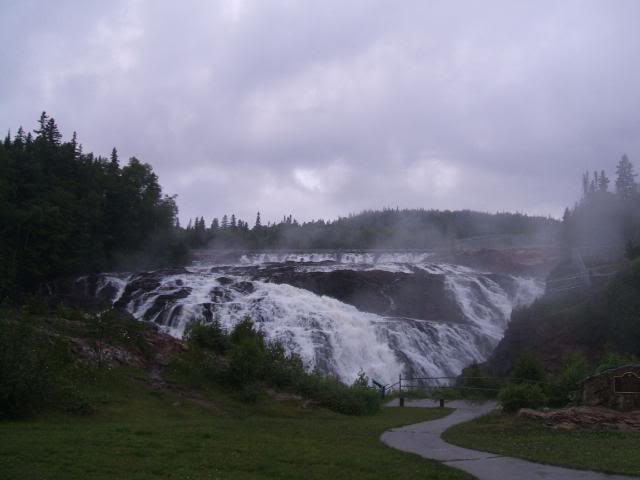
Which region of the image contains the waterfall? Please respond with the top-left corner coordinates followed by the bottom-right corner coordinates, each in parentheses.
top-left (91, 252), bottom-right (544, 384)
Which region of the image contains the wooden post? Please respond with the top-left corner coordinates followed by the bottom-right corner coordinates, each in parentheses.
top-left (439, 398), bottom-right (445, 408)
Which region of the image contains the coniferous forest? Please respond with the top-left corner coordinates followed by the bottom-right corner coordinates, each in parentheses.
top-left (182, 209), bottom-right (559, 250)
top-left (0, 113), bottom-right (186, 300)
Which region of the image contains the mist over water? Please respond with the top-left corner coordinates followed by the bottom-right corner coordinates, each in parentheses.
top-left (92, 252), bottom-right (543, 384)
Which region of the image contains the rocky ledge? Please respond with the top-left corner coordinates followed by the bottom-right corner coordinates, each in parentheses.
top-left (518, 406), bottom-right (640, 432)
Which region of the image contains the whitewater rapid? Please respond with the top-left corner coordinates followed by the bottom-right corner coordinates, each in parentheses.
top-left (91, 252), bottom-right (543, 384)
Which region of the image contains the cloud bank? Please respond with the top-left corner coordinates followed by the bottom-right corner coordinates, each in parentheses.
top-left (3, 0), bottom-right (640, 224)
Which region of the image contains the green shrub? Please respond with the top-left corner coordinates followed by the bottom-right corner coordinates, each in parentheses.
top-left (548, 352), bottom-right (591, 407)
top-left (185, 319), bottom-right (229, 354)
top-left (0, 319), bottom-right (55, 417)
top-left (228, 336), bottom-right (267, 385)
top-left (265, 342), bottom-right (305, 388)
top-left (596, 351), bottom-right (638, 374)
top-left (498, 383), bottom-right (547, 413)
top-left (238, 383), bottom-right (262, 404)
top-left (512, 353), bottom-right (546, 384)
top-left (294, 371), bottom-right (381, 415)
top-left (0, 315), bottom-right (90, 418)
top-left (458, 362), bottom-right (501, 399)
top-left (176, 316), bottom-right (381, 415)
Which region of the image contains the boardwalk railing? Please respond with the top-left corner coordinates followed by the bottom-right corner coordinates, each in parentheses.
top-left (373, 375), bottom-right (571, 406)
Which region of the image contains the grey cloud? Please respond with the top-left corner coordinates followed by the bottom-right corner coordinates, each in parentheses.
top-left (2, 0), bottom-right (640, 224)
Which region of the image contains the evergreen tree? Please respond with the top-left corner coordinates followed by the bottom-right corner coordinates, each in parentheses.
top-left (110, 147), bottom-right (119, 168)
top-left (582, 171), bottom-right (590, 198)
top-left (1, 112), bottom-right (183, 298)
top-left (44, 117), bottom-right (62, 145)
top-left (255, 211), bottom-right (262, 229)
top-left (598, 170), bottom-right (610, 192)
top-left (615, 155), bottom-right (637, 199)
top-left (14, 127), bottom-right (26, 148)
top-left (221, 214), bottom-right (229, 229)
top-left (230, 214), bottom-right (237, 229)
top-left (211, 218), bottom-right (219, 231)
top-left (34, 111), bottom-right (48, 139)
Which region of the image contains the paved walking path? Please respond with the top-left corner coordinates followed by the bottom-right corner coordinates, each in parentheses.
top-left (380, 399), bottom-right (637, 480)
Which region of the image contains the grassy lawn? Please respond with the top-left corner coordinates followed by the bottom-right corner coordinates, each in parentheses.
top-left (443, 412), bottom-right (640, 477)
top-left (0, 369), bottom-right (472, 480)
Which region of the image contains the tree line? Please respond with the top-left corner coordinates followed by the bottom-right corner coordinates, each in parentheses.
top-left (562, 154), bottom-right (640, 258)
top-left (0, 113), bottom-right (186, 300)
top-left (182, 207), bottom-right (559, 250)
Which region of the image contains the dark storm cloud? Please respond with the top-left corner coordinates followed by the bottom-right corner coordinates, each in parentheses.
top-left (3, 0), bottom-right (640, 224)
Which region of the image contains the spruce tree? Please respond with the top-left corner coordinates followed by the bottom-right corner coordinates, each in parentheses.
top-left (598, 170), bottom-right (610, 192)
top-left (45, 117), bottom-right (62, 145)
top-left (14, 127), bottom-right (26, 147)
top-left (110, 147), bottom-right (119, 168)
top-left (615, 154), bottom-right (637, 199)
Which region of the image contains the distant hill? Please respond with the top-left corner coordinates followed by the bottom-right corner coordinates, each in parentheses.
top-left (184, 208), bottom-right (561, 250)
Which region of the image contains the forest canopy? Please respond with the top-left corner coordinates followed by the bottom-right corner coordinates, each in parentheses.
top-left (0, 113), bottom-right (185, 300)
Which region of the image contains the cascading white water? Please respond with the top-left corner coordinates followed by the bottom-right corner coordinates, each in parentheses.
top-left (95, 252), bottom-right (544, 384)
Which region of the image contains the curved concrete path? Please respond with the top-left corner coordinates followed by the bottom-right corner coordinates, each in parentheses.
top-left (381, 399), bottom-right (637, 480)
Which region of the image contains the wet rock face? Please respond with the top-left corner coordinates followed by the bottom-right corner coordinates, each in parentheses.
top-left (142, 289), bottom-right (191, 323)
top-left (257, 268), bottom-right (465, 322)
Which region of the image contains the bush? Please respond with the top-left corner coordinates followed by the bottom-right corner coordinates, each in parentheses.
top-left (596, 351), bottom-right (638, 374)
top-left (295, 372), bottom-right (380, 415)
top-left (548, 353), bottom-right (591, 407)
top-left (498, 383), bottom-right (547, 413)
top-left (265, 342), bottom-right (305, 388)
top-left (0, 314), bottom-right (89, 418)
top-left (185, 319), bottom-right (229, 354)
top-left (0, 318), bottom-right (55, 417)
top-left (512, 353), bottom-right (546, 384)
top-left (176, 316), bottom-right (381, 415)
top-left (457, 362), bottom-right (501, 399)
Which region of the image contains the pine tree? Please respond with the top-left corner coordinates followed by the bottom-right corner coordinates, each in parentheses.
top-left (582, 171), bottom-right (590, 198)
top-left (14, 127), bottom-right (26, 147)
top-left (598, 170), bottom-right (610, 192)
top-left (45, 117), bottom-right (62, 145)
top-left (255, 212), bottom-right (261, 229)
top-left (221, 214), bottom-right (229, 229)
top-left (34, 111), bottom-right (48, 139)
top-left (71, 131), bottom-right (79, 158)
top-left (615, 154), bottom-right (637, 199)
top-left (211, 218), bottom-right (219, 231)
top-left (110, 147), bottom-right (119, 168)
top-left (230, 214), bottom-right (237, 229)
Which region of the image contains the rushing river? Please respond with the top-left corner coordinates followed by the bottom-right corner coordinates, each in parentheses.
top-left (81, 251), bottom-right (544, 384)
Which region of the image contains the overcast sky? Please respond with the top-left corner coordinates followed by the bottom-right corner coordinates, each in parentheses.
top-left (3, 1), bottom-right (640, 224)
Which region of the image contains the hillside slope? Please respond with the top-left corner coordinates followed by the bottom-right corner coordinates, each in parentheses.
top-left (487, 258), bottom-right (640, 375)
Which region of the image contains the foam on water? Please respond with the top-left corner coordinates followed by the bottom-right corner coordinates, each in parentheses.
top-left (96, 252), bottom-right (543, 384)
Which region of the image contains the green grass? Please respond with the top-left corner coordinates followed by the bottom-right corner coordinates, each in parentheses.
top-left (443, 412), bottom-right (640, 477)
top-left (0, 369), bottom-right (472, 480)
